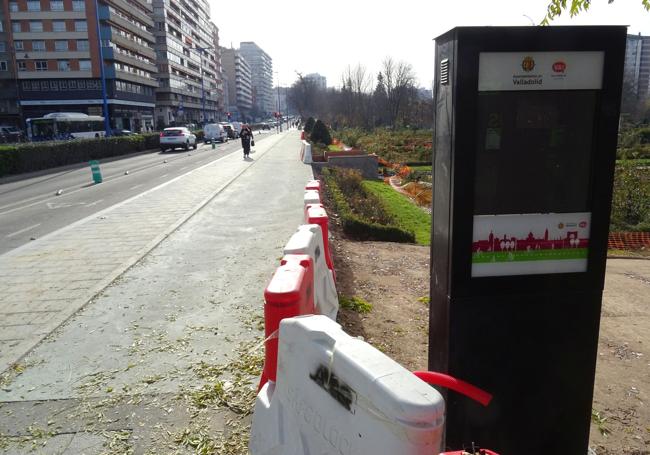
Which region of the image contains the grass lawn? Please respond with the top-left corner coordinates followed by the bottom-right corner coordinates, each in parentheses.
top-left (328, 144), bottom-right (343, 152)
top-left (408, 165), bottom-right (432, 172)
top-left (362, 180), bottom-right (431, 245)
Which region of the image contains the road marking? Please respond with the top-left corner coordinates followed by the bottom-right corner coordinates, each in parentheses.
top-left (6, 223), bottom-right (41, 238)
top-left (130, 184), bottom-right (144, 190)
top-left (179, 166), bottom-right (188, 171)
top-left (46, 201), bottom-right (87, 209)
top-left (160, 174), bottom-right (169, 179)
top-left (86, 199), bottom-right (104, 207)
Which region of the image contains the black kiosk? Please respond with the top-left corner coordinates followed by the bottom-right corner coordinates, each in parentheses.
top-left (429, 26), bottom-right (626, 454)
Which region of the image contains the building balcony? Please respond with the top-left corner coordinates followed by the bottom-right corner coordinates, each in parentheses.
top-left (111, 33), bottom-right (156, 60)
top-left (106, 12), bottom-right (154, 43)
top-left (109, 0), bottom-right (154, 24)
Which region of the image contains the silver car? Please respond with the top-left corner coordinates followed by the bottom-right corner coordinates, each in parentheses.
top-left (160, 127), bottom-right (197, 152)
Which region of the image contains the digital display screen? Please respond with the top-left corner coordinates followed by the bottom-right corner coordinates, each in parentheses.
top-left (474, 90), bottom-right (597, 215)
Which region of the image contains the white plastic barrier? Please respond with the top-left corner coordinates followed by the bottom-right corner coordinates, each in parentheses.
top-left (250, 315), bottom-right (445, 455)
top-left (301, 140), bottom-right (313, 164)
top-left (304, 189), bottom-right (321, 208)
top-left (283, 224), bottom-right (338, 319)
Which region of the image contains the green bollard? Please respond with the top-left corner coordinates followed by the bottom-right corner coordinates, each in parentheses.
top-left (89, 160), bottom-right (102, 184)
top-left (211, 141), bottom-right (215, 150)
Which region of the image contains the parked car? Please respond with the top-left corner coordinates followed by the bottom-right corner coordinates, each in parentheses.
top-left (219, 122), bottom-right (237, 139)
top-left (0, 125), bottom-right (25, 143)
top-left (203, 123), bottom-right (227, 143)
top-left (160, 127), bottom-right (197, 152)
top-left (111, 128), bottom-right (135, 136)
top-left (229, 121), bottom-right (242, 137)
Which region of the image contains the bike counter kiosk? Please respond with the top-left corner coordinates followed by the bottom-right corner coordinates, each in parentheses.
top-left (429, 26), bottom-right (626, 454)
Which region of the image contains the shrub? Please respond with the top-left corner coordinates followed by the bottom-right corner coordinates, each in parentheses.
top-left (322, 168), bottom-right (415, 243)
top-left (304, 117), bottom-right (316, 134)
top-left (610, 163), bottom-right (650, 232)
top-left (0, 134), bottom-right (160, 177)
top-left (336, 128), bottom-right (367, 148)
top-left (310, 119), bottom-right (332, 146)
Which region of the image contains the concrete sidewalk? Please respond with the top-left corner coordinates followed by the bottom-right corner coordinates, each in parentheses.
top-left (0, 130), bottom-right (308, 374)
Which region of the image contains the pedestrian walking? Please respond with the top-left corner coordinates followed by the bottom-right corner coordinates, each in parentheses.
top-left (240, 125), bottom-right (254, 158)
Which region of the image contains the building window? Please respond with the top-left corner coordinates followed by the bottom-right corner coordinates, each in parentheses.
top-left (29, 21), bottom-right (43, 32)
top-left (50, 80), bottom-right (59, 90)
top-left (69, 80), bottom-right (76, 89)
top-left (72, 0), bottom-right (85, 11)
top-left (12, 22), bottom-right (21, 33)
top-left (53, 21), bottom-right (66, 32)
top-left (76, 40), bottom-right (89, 51)
top-left (0, 42), bottom-right (5, 53)
top-left (50, 0), bottom-right (64, 11)
top-left (59, 80), bottom-right (67, 89)
top-left (14, 41), bottom-right (24, 51)
top-left (32, 41), bottom-right (46, 51)
top-left (17, 61), bottom-right (27, 71)
top-left (27, 1), bottom-right (41, 11)
top-left (0, 61), bottom-right (7, 71)
top-left (74, 20), bottom-right (87, 32)
top-left (9, 2), bottom-right (19, 12)
top-left (35, 60), bottom-right (48, 71)
top-left (79, 60), bottom-right (91, 71)
top-left (55, 40), bottom-right (68, 51)
top-left (57, 60), bottom-right (70, 71)
top-left (40, 81), bottom-right (49, 90)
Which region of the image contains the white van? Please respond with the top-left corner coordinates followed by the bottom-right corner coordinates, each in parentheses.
top-left (203, 123), bottom-right (227, 143)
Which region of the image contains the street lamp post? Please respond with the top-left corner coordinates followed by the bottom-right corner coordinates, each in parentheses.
top-left (94, 0), bottom-right (111, 136)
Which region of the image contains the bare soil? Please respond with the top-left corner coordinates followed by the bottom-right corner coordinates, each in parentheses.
top-left (329, 221), bottom-right (650, 454)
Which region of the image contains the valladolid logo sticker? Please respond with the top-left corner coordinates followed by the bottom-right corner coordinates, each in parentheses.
top-left (521, 56), bottom-right (535, 72)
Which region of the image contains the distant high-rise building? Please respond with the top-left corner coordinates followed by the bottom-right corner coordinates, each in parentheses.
top-left (239, 42), bottom-right (273, 116)
top-left (304, 73), bottom-right (326, 90)
top-left (153, 0), bottom-right (223, 126)
top-left (221, 47), bottom-right (252, 121)
top-left (625, 33), bottom-right (650, 102)
top-left (6, 0), bottom-right (158, 131)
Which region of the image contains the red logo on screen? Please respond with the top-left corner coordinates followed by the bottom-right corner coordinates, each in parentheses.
top-left (552, 61), bottom-right (566, 73)
top-left (579, 221), bottom-right (588, 228)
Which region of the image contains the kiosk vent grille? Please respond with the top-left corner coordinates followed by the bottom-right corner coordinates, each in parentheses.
top-left (440, 58), bottom-right (449, 85)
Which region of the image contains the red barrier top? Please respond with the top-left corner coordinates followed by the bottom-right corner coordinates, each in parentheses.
top-left (305, 180), bottom-right (321, 191)
top-left (305, 204), bottom-right (335, 277)
top-left (441, 450), bottom-right (499, 455)
top-left (260, 254), bottom-right (315, 390)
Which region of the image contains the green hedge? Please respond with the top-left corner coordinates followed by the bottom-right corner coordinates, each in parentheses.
top-left (322, 169), bottom-right (415, 243)
top-left (0, 133), bottom-right (161, 177)
top-left (610, 162), bottom-right (650, 232)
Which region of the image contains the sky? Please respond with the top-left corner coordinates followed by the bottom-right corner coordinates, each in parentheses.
top-left (211, 0), bottom-right (650, 89)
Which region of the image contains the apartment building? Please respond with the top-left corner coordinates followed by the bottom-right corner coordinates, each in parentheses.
top-left (6, 0), bottom-right (158, 132)
top-left (152, 0), bottom-right (222, 127)
top-left (239, 41), bottom-right (273, 117)
top-left (0, 3), bottom-right (20, 126)
top-left (304, 73), bottom-right (326, 90)
top-left (221, 47), bottom-right (252, 121)
top-left (625, 33), bottom-right (650, 103)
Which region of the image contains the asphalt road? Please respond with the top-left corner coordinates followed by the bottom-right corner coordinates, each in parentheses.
top-left (0, 130), bottom-right (275, 255)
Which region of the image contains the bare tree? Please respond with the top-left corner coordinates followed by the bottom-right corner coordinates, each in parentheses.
top-left (382, 57), bottom-right (416, 127)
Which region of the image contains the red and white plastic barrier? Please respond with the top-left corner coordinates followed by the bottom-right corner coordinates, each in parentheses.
top-left (304, 203), bottom-right (335, 280)
top-left (300, 140), bottom-right (312, 164)
top-left (258, 254), bottom-right (315, 391)
top-left (305, 179), bottom-right (321, 192)
top-left (303, 189), bottom-right (320, 207)
top-left (283, 224), bottom-right (338, 320)
top-left (250, 315), bottom-right (445, 455)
